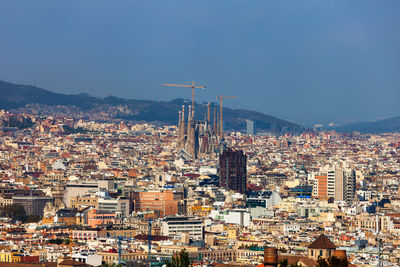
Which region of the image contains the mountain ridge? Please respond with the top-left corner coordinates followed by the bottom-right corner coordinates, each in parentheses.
top-left (0, 80), bottom-right (303, 134)
top-left (332, 116), bottom-right (400, 134)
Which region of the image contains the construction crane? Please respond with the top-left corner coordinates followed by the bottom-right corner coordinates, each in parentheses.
top-left (163, 81), bottom-right (206, 110)
top-left (117, 236), bottom-right (122, 265)
top-left (216, 94), bottom-right (237, 138)
top-left (146, 219), bottom-right (153, 267)
top-left (69, 228), bottom-right (73, 259)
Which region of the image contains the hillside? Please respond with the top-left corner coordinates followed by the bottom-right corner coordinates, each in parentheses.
top-left (0, 80), bottom-right (303, 133)
top-left (334, 116), bottom-right (400, 134)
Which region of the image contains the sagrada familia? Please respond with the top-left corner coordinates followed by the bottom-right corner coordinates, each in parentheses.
top-left (176, 103), bottom-right (221, 159)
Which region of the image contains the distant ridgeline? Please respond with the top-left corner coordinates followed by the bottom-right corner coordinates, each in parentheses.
top-left (330, 116), bottom-right (400, 134)
top-left (0, 80), bottom-right (304, 134)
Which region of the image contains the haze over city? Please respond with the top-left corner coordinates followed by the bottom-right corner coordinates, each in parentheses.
top-left (1, 0), bottom-right (399, 126)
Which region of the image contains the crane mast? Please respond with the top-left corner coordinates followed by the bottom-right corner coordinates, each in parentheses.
top-left (147, 219), bottom-right (153, 267)
top-left (216, 94), bottom-right (237, 139)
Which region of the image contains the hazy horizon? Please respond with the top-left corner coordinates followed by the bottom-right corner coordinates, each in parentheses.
top-left (1, 0), bottom-right (399, 126)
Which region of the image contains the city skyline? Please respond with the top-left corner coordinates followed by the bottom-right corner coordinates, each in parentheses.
top-left (1, 0), bottom-right (399, 125)
top-left (1, 1), bottom-right (400, 266)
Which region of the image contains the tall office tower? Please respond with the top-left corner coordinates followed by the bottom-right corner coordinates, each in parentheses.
top-left (328, 167), bottom-right (343, 201)
top-left (344, 168), bottom-right (356, 204)
top-left (246, 120), bottom-right (254, 135)
top-left (313, 165), bottom-right (356, 203)
top-left (219, 149), bottom-right (247, 194)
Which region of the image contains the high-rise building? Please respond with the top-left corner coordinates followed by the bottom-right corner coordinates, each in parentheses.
top-left (344, 168), bottom-right (356, 203)
top-left (312, 165), bottom-right (356, 203)
top-left (219, 149), bottom-right (247, 194)
top-left (312, 175), bottom-right (328, 198)
top-left (246, 120), bottom-right (254, 135)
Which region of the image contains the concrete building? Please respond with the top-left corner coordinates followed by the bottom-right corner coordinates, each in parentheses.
top-left (246, 191), bottom-right (282, 208)
top-left (12, 195), bottom-right (53, 217)
top-left (97, 197), bottom-right (130, 218)
top-left (161, 216), bottom-right (204, 240)
top-left (219, 148), bottom-right (247, 194)
top-left (209, 209), bottom-right (251, 227)
top-left (63, 180), bottom-right (114, 207)
top-left (312, 165), bottom-right (356, 203)
top-left (131, 190), bottom-right (184, 218)
top-left (312, 175), bottom-right (328, 199)
top-left (246, 119), bottom-right (254, 135)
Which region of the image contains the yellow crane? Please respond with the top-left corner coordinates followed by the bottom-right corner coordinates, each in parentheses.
top-left (216, 94), bottom-right (237, 138)
top-left (163, 81), bottom-right (206, 110)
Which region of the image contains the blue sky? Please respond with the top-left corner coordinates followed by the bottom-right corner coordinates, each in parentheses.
top-left (0, 0), bottom-right (399, 125)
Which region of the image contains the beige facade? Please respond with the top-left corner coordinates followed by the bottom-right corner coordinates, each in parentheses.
top-left (308, 247), bottom-right (335, 261)
top-left (70, 196), bottom-right (98, 209)
top-left (98, 252), bottom-right (147, 264)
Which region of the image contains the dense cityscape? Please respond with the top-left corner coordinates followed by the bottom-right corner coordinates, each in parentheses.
top-left (0, 106), bottom-right (399, 267)
top-left (1, 1), bottom-right (399, 266)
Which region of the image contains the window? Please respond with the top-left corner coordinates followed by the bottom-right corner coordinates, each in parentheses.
top-left (319, 250), bottom-right (323, 256)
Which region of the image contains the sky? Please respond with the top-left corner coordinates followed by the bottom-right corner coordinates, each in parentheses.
top-left (0, 0), bottom-right (399, 126)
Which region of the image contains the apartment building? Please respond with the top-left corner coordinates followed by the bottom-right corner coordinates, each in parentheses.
top-left (312, 165), bottom-right (356, 203)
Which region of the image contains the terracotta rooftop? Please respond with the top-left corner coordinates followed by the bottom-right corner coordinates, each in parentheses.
top-left (256, 256), bottom-right (317, 267)
top-left (308, 234), bottom-right (336, 249)
top-left (58, 259), bottom-right (91, 267)
top-left (279, 255), bottom-right (317, 266)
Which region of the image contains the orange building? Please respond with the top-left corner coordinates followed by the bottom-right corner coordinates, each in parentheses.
top-left (313, 175), bottom-right (328, 199)
top-left (87, 209), bottom-right (119, 228)
top-left (131, 191), bottom-right (180, 218)
top-left (191, 205), bottom-right (212, 217)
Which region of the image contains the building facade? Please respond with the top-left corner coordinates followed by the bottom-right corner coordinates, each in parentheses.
top-left (312, 165), bottom-right (356, 203)
top-left (97, 197), bottom-right (130, 218)
top-left (131, 190), bottom-right (184, 218)
top-left (219, 149), bottom-right (247, 194)
top-left (12, 196), bottom-right (53, 217)
top-left (161, 216), bottom-right (204, 240)
top-left (246, 119), bottom-right (254, 135)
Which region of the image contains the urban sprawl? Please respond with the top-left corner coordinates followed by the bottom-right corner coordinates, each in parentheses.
top-left (0, 108), bottom-right (399, 267)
